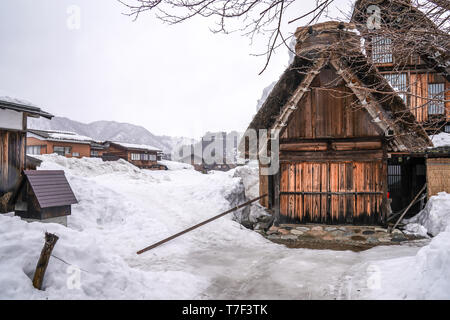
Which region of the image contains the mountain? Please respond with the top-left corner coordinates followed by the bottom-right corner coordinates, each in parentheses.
top-left (28, 116), bottom-right (196, 154)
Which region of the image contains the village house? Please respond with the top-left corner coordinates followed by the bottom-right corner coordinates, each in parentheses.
top-left (101, 141), bottom-right (165, 169)
top-left (0, 97), bottom-right (53, 213)
top-left (351, 0), bottom-right (450, 213)
top-left (178, 132), bottom-right (239, 172)
top-left (26, 129), bottom-right (94, 158)
top-left (245, 21), bottom-right (433, 226)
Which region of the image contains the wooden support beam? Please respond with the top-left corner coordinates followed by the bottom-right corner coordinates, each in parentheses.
top-left (33, 232), bottom-right (59, 290)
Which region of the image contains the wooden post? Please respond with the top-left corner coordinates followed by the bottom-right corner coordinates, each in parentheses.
top-left (273, 169), bottom-right (280, 226)
top-left (32, 232), bottom-right (59, 290)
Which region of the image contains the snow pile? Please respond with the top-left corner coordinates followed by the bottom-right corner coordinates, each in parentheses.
top-left (233, 161), bottom-right (259, 199)
top-left (362, 193), bottom-right (450, 299)
top-left (430, 132), bottom-right (450, 148)
top-left (158, 160), bottom-right (193, 171)
top-left (0, 154), bottom-right (263, 299)
top-left (407, 192), bottom-right (450, 236)
top-left (364, 226), bottom-right (450, 299)
top-left (232, 161), bottom-right (273, 229)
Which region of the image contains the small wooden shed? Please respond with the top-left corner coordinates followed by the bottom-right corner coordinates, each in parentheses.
top-left (13, 170), bottom-right (78, 226)
top-left (244, 22), bottom-right (432, 225)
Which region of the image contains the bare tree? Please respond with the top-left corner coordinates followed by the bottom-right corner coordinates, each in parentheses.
top-left (119, 0), bottom-right (448, 74)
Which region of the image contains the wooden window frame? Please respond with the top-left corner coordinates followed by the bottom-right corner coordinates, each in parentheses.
top-left (372, 36), bottom-right (393, 64)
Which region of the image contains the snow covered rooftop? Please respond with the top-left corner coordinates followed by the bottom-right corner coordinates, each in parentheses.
top-left (0, 96), bottom-right (53, 119)
top-left (111, 141), bottom-right (162, 152)
top-left (430, 132), bottom-right (450, 148)
top-left (28, 129), bottom-right (94, 144)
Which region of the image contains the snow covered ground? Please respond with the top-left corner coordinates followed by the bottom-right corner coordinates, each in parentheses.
top-left (0, 155), bottom-right (449, 299)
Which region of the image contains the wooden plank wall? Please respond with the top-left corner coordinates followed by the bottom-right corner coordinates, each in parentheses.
top-left (408, 72), bottom-right (449, 122)
top-left (426, 158), bottom-right (450, 198)
top-left (281, 84), bottom-right (382, 140)
top-left (279, 161), bottom-right (383, 224)
top-left (0, 130), bottom-right (26, 212)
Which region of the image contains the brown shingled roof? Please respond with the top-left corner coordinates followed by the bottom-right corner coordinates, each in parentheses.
top-left (24, 170), bottom-right (78, 208)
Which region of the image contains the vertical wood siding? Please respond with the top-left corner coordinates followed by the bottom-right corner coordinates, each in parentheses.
top-left (279, 161), bottom-right (383, 224)
top-left (0, 130), bottom-right (26, 212)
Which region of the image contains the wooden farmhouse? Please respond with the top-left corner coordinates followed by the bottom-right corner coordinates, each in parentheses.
top-left (12, 170), bottom-right (78, 226)
top-left (351, 0), bottom-right (450, 212)
top-left (0, 97), bottom-right (53, 213)
top-left (101, 141), bottom-right (165, 169)
top-left (27, 129), bottom-right (94, 158)
top-left (246, 21), bottom-right (434, 226)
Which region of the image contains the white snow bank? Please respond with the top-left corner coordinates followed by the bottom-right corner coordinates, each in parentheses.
top-left (158, 160), bottom-right (193, 171)
top-left (407, 192), bottom-right (450, 236)
top-left (0, 154), bottom-right (264, 299)
top-left (233, 161), bottom-right (259, 199)
top-left (430, 132), bottom-right (450, 148)
top-left (363, 225), bottom-right (450, 299)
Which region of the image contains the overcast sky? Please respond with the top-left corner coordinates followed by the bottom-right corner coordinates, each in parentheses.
top-left (0, 0), bottom-right (353, 138)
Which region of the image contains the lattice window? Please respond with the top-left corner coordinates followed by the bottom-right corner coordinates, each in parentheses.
top-left (445, 124), bottom-right (450, 133)
top-left (388, 165), bottom-right (402, 193)
top-left (384, 73), bottom-right (408, 103)
top-left (428, 83), bottom-right (445, 115)
top-left (372, 36), bottom-right (393, 64)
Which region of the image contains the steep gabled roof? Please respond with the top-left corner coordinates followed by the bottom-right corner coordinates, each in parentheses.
top-left (23, 170), bottom-right (78, 208)
top-left (247, 21), bottom-right (431, 152)
top-left (0, 97), bottom-right (53, 119)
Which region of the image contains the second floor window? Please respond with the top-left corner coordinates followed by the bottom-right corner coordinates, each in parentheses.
top-left (384, 73), bottom-right (408, 103)
top-left (428, 83), bottom-right (445, 115)
top-left (26, 145), bottom-right (41, 155)
top-left (372, 36), bottom-right (393, 64)
top-left (54, 146), bottom-right (71, 156)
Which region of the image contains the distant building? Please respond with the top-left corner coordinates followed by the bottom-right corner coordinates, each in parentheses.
top-left (27, 129), bottom-right (93, 158)
top-left (177, 132), bottom-right (239, 172)
top-left (0, 97), bottom-right (53, 213)
top-left (102, 141), bottom-right (165, 170)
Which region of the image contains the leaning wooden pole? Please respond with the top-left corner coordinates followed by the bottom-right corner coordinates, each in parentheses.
top-left (390, 183), bottom-right (427, 233)
top-left (33, 232), bottom-right (59, 290)
top-left (137, 194), bottom-right (268, 255)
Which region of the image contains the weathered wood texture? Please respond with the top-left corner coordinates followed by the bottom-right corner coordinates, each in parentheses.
top-left (426, 158), bottom-right (450, 198)
top-left (0, 129), bottom-right (26, 212)
top-left (409, 72), bottom-right (450, 122)
top-left (32, 232), bottom-right (59, 290)
top-left (280, 80), bottom-right (382, 140)
top-left (279, 161), bottom-right (384, 224)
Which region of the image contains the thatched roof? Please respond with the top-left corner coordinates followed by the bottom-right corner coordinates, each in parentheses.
top-left (246, 21), bottom-right (431, 152)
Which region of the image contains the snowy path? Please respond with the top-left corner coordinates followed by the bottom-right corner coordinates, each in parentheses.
top-left (0, 156), bottom-right (430, 299)
top-left (89, 165), bottom-right (424, 299)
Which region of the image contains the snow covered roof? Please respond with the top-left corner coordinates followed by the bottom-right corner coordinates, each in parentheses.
top-left (28, 129), bottom-right (94, 144)
top-left (109, 141), bottom-right (162, 152)
top-left (430, 132), bottom-right (450, 148)
top-left (0, 96), bottom-right (53, 119)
